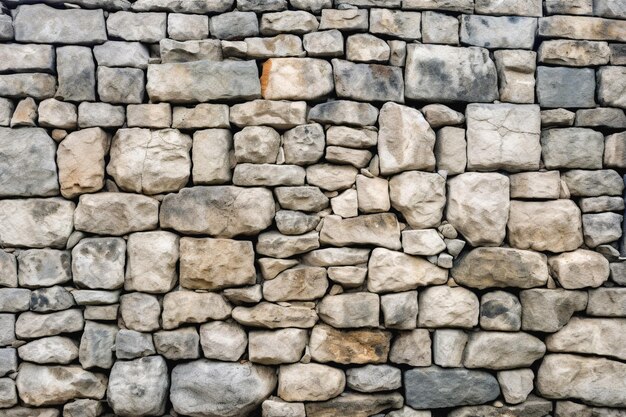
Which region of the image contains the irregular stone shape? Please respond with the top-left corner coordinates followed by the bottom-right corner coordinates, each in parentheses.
top-left (562, 169), bottom-right (624, 197)
top-left (319, 8), bottom-right (369, 31)
top-left (405, 44), bottom-right (498, 103)
top-left (381, 291), bottom-right (418, 329)
top-left (160, 186), bottom-right (275, 237)
top-left (162, 291), bottom-right (231, 330)
top-left (72, 237), bottom-right (125, 290)
top-left (466, 104), bottom-right (541, 171)
top-left (497, 369), bottom-right (534, 405)
top-left (330, 188), bottom-right (358, 217)
top-left (480, 291), bottom-right (522, 331)
top-left (55, 46), bottom-right (96, 102)
top-left (0, 127), bottom-right (59, 197)
top-left (303, 29), bottom-right (344, 57)
top-left (541, 128), bottom-right (604, 169)
top-left (132, 0), bottom-right (233, 13)
top-left (448, 397), bottom-right (553, 417)
top-left (310, 324), bottom-right (391, 364)
top-left (147, 60), bottom-right (260, 103)
top-left (249, 328), bottom-right (308, 365)
top-left (475, 0), bottom-right (542, 15)
top-left (369, 8), bottom-right (421, 40)
top-left (390, 171), bottom-right (445, 228)
top-left (16, 363), bottom-right (107, 406)
top-left (305, 392), bottom-right (403, 417)
top-left (0, 288), bottom-right (30, 312)
top-left (537, 354), bottom-right (626, 407)
top-left (536, 67), bottom-right (596, 108)
top-left (368, 248), bottom-right (448, 293)
top-left (107, 11), bottom-right (166, 43)
top-left (261, 58), bottom-right (333, 100)
top-left (107, 128), bottom-right (191, 194)
top-left (256, 231), bottom-right (320, 258)
top-left (120, 293), bottom-right (160, 332)
top-left (587, 288), bottom-right (626, 317)
top-left (282, 123), bottom-right (325, 165)
top-left (232, 302), bottom-right (318, 329)
top-left (583, 212), bottom-right (623, 247)
top-left (171, 360), bottom-right (276, 417)
top-left (507, 200), bottom-right (583, 253)
top-left (160, 39), bottom-right (223, 64)
top-left (0, 314), bottom-right (15, 346)
top-left (0, 198), bottom-right (75, 249)
top-left (18, 336), bottom-right (79, 364)
top-left (93, 41), bottom-right (150, 69)
top-left (302, 248), bottom-right (371, 267)
top-left (549, 249), bottom-right (610, 289)
top-left (234, 126), bottom-right (280, 164)
top-left (262, 399), bottom-right (306, 417)
top-left (346, 33), bottom-right (391, 63)
top-left (0, 348), bottom-right (17, 377)
top-left (433, 329), bottom-right (468, 368)
top-left (308, 100), bottom-right (379, 127)
top-left (174, 104), bottom-right (228, 130)
top-left (74, 192), bottom-right (158, 236)
top-left (460, 15), bottom-right (537, 49)
top-left (125, 231), bottom-right (179, 294)
top-left (580, 196), bottom-right (625, 213)
top-left (404, 367), bottom-right (500, 409)
top-left (332, 59), bottom-right (404, 103)
top-left (539, 40), bottom-right (611, 66)
top-left (115, 329), bottom-right (155, 360)
top-left (97, 67), bottom-right (145, 104)
top-left (153, 327), bottom-right (200, 360)
top-left (320, 214), bottom-right (401, 250)
top-left (463, 331), bottom-right (546, 370)
top-left (446, 173), bottom-right (510, 246)
top-left (389, 329), bottom-right (432, 366)
top-left (346, 365), bottom-right (401, 393)
top-left (356, 175), bottom-right (390, 214)
top-left (275, 211), bottom-right (320, 235)
top-left (0, 44), bottom-right (55, 73)
top-left (538, 15), bottom-right (626, 42)
top-left (546, 317), bottom-right (626, 361)
top-left (38, 97), bottom-right (78, 128)
top-left (191, 129), bottom-right (232, 185)
top-left (598, 66), bottom-right (626, 109)
top-left (435, 127), bottom-right (466, 175)
top-left (263, 266), bottom-right (328, 302)
top-left (602, 133), bottom-right (626, 168)
top-left (200, 321), bottom-right (247, 361)
top-left (0, 251), bottom-right (17, 288)
top-left (452, 247), bottom-right (549, 289)
top-left (57, 127), bottom-right (110, 198)
top-left (260, 10), bottom-right (318, 35)
top-left (494, 49), bottom-right (536, 104)
top-left (279, 363), bottom-right (345, 401)
top-left (246, 34), bottom-right (305, 58)
top-left (79, 321), bottom-right (117, 370)
top-left (14, 4), bottom-right (107, 44)
top-left (10, 97), bottom-right (38, 127)
top-left (179, 237), bottom-right (255, 291)
top-left (233, 164), bottom-right (306, 187)
top-left (318, 293), bottom-right (379, 328)
top-left (306, 164), bottom-right (358, 192)
top-left (71, 290), bottom-right (120, 306)
top-left (107, 356), bottom-right (168, 417)
top-left (18, 249), bottom-right (71, 289)
top-left (418, 286), bottom-right (478, 329)
top-left (231, 100), bottom-right (307, 129)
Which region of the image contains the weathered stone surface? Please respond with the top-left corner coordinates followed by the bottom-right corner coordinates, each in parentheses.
top-left (72, 237), bottom-right (125, 290)
top-left (333, 60), bottom-right (404, 103)
top-left (303, 248), bottom-right (371, 267)
top-left (598, 66), bottom-right (626, 109)
top-left (466, 104), bottom-right (541, 171)
top-left (587, 288), bottom-right (626, 317)
top-left (433, 329), bottom-right (468, 368)
top-left (125, 231), bottom-right (179, 293)
top-left (78, 102), bottom-right (125, 128)
top-left (422, 11), bottom-right (459, 44)
top-left (200, 321), bottom-right (247, 361)
top-left (308, 100), bottom-right (378, 127)
top-left (435, 127), bottom-right (466, 175)
top-left (257, 231), bottom-right (320, 258)
top-left (132, 0), bottom-right (233, 13)
top-left (93, 41), bottom-right (150, 69)
top-left (461, 15), bottom-right (537, 49)
top-left (536, 67), bottom-right (596, 108)
top-left (171, 360), bottom-right (276, 417)
top-left (115, 329), bottom-right (155, 360)
top-left (318, 293), bottom-right (379, 328)
top-left (404, 367), bottom-right (500, 409)
top-left (16, 363), bottom-right (107, 406)
top-left (160, 186), bottom-right (274, 237)
top-left (546, 317), bottom-right (626, 361)
top-left (448, 397), bottom-right (552, 417)
top-left (249, 328), bottom-right (307, 365)
top-left (0, 127), bottom-right (59, 197)
top-left (402, 229), bottom-right (446, 256)
top-left (370, 9), bottom-right (421, 40)
top-left (160, 39), bottom-right (223, 64)
top-left (18, 336), bottom-right (79, 364)
top-left (38, 98), bottom-right (78, 129)
top-left (79, 321), bottom-right (117, 369)
top-left (0, 198), bottom-right (75, 249)
top-left (263, 266), bottom-right (327, 302)
top-left (390, 172), bottom-right (446, 228)
top-left (402, 0), bottom-right (472, 12)
top-left (210, 11), bottom-right (259, 40)
top-left (539, 40), bottom-right (611, 66)
top-left (153, 327), bottom-right (200, 360)
top-left (494, 49), bottom-right (536, 104)
top-left (346, 365), bottom-right (401, 393)
top-left (381, 291), bottom-right (418, 329)
top-left (319, 9), bottom-right (369, 31)
top-left (452, 247), bottom-right (549, 289)
top-left (310, 324), bottom-right (391, 364)
top-left (147, 60), bottom-right (260, 103)
top-left (562, 169), bottom-right (624, 197)
top-left (233, 302), bottom-right (318, 329)
top-left (346, 34), bottom-right (390, 63)
top-left (246, 34), bottom-right (304, 58)
top-left (320, 214), bottom-right (401, 250)
top-left (107, 11), bottom-right (166, 43)
top-left (305, 392), bottom-right (403, 417)
top-left (582, 212), bottom-right (623, 247)
top-left (14, 4), bottom-right (107, 44)
top-left (446, 173), bottom-right (510, 246)
top-left (538, 15), bottom-right (626, 42)
top-left (418, 286), bottom-right (479, 329)
top-left (307, 163), bottom-right (358, 191)
top-left (0, 73), bottom-right (56, 99)
top-left (463, 331), bottom-right (546, 369)
top-left (233, 164), bottom-right (306, 186)
top-left (389, 329), bottom-right (431, 366)
top-left (261, 58), bottom-right (333, 100)
top-left (234, 126), bottom-right (280, 164)
top-left (497, 369), bottom-right (534, 405)
top-left (18, 249), bottom-right (71, 289)
top-left (475, 0), bottom-right (542, 15)
top-left (405, 44), bottom-right (498, 102)
top-left (0, 44), bottom-right (55, 73)
top-left (378, 103), bottom-right (436, 175)
top-left (278, 363), bottom-right (345, 401)
top-left (549, 249), bottom-right (610, 289)
top-left (55, 46), bottom-right (96, 102)
top-left (368, 248), bottom-right (448, 293)
top-left (162, 291), bottom-right (231, 329)
top-left (537, 354), bottom-right (626, 407)
top-left (541, 128), bottom-right (604, 169)
top-left (97, 67), bottom-right (145, 104)
top-left (231, 100), bottom-right (307, 129)
top-left (120, 292), bottom-right (160, 332)
top-left (480, 291), bottom-right (522, 331)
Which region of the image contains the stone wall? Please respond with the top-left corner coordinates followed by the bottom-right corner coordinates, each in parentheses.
top-left (0, 0), bottom-right (625, 416)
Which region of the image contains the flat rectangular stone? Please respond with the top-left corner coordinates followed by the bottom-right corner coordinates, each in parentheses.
top-left (147, 60), bottom-right (260, 103)
top-left (14, 4), bottom-right (107, 44)
top-left (539, 15), bottom-right (626, 42)
top-left (332, 59), bottom-right (404, 103)
top-left (131, 0), bottom-right (234, 12)
top-left (0, 44), bottom-right (55, 73)
top-left (402, 0), bottom-right (473, 13)
top-left (0, 74), bottom-right (56, 99)
top-left (536, 66), bottom-right (596, 108)
top-left (474, 0), bottom-right (542, 16)
top-left (460, 15), bottom-right (537, 49)
top-left (545, 0), bottom-right (592, 15)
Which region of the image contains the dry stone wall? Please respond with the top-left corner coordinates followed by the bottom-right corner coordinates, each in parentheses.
top-left (0, 0), bottom-right (625, 416)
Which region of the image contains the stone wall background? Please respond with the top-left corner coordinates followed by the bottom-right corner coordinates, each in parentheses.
top-left (0, 0), bottom-right (625, 416)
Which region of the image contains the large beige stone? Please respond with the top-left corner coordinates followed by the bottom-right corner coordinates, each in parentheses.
top-left (278, 363), bottom-right (345, 402)
top-left (446, 173), bottom-right (510, 247)
top-left (507, 200), bottom-right (583, 253)
top-left (548, 249), bottom-right (610, 289)
top-left (418, 286), bottom-right (479, 329)
top-left (232, 302), bottom-right (318, 329)
top-left (537, 354), bottom-right (626, 407)
top-left (452, 247), bottom-right (549, 289)
top-left (263, 266), bottom-right (328, 302)
top-left (378, 102), bottom-right (436, 175)
top-left (249, 328), bottom-right (308, 365)
top-left (261, 58), bottom-right (333, 100)
top-left (520, 289), bottom-right (588, 333)
top-left (57, 128), bottom-right (110, 198)
top-left (318, 293), bottom-right (380, 328)
top-left (389, 171), bottom-right (446, 229)
top-left (539, 40), bottom-right (611, 66)
top-left (546, 317), bottom-right (626, 361)
top-left (320, 214), bottom-right (401, 250)
top-left (538, 15), bottom-right (626, 42)
top-left (309, 324), bottom-right (391, 364)
top-left (161, 291), bottom-right (232, 330)
top-left (107, 128), bottom-right (191, 195)
top-left (230, 99), bottom-right (307, 129)
top-left (305, 392), bottom-right (403, 417)
top-left (180, 237), bottom-right (255, 290)
top-left (368, 248), bottom-right (448, 293)
top-left (125, 231), bottom-right (179, 294)
top-left (463, 332), bottom-right (546, 370)
top-left (466, 104), bottom-right (541, 171)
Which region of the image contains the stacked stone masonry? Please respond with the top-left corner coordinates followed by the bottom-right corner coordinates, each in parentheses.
top-left (0, 0), bottom-right (625, 416)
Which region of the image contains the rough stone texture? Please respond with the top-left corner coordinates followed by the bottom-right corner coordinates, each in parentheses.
top-left (418, 286), bottom-right (479, 329)
top-left (368, 248), bottom-right (448, 293)
top-left (389, 171), bottom-right (445, 228)
top-left (463, 331), bottom-right (546, 369)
